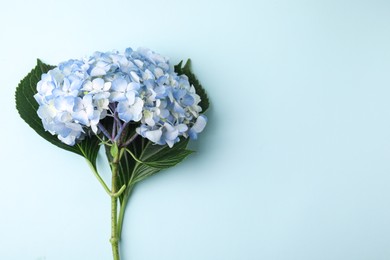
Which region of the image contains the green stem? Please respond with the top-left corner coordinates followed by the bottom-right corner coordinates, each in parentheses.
top-left (125, 148), bottom-right (144, 164)
top-left (110, 149), bottom-right (121, 260)
top-left (117, 183), bottom-right (134, 238)
top-left (112, 184), bottom-right (126, 198)
top-left (85, 159), bottom-right (112, 196)
top-left (117, 160), bottom-right (139, 239)
top-left (78, 143), bottom-right (111, 197)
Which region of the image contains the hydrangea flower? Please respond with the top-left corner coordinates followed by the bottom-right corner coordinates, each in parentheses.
top-left (34, 47), bottom-right (207, 147)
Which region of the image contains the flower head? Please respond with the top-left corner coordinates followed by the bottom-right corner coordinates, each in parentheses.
top-left (35, 47), bottom-right (207, 147)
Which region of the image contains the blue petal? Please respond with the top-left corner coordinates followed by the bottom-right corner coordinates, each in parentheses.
top-left (112, 78), bottom-right (128, 91)
top-left (181, 94), bottom-right (195, 106)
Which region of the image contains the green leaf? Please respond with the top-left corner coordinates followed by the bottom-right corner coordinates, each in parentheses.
top-left (141, 138), bottom-right (193, 168)
top-left (15, 59), bottom-right (100, 168)
top-left (115, 137), bottom-right (192, 233)
top-left (76, 138), bottom-right (101, 170)
top-left (111, 135), bottom-right (193, 203)
top-left (174, 59), bottom-right (210, 112)
top-left (142, 150), bottom-right (193, 168)
top-left (131, 138), bottom-right (193, 183)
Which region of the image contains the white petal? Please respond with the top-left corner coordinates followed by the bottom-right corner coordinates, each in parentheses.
top-left (127, 82), bottom-right (140, 91)
top-left (133, 59), bottom-right (144, 68)
top-left (82, 81), bottom-right (93, 91)
top-left (177, 124), bottom-right (188, 133)
top-left (192, 115), bottom-right (207, 133)
top-left (130, 71), bottom-right (140, 83)
top-left (164, 127), bottom-right (178, 141)
top-left (126, 91), bottom-right (135, 105)
top-left (145, 129), bottom-right (162, 143)
top-left (154, 68), bottom-right (164, 78)
top-left (92, 78), bottom-right (105, 90)
top-left (110, 92), bottom-right (126, 102)
top-left (112, 78), bottom-right (128, 91)
top-left (103, 82), bottom-right (112, 91)
top-left (166, 139), bottom-right (175, 148)
top-left (90, 67), bottom-right (107, 77)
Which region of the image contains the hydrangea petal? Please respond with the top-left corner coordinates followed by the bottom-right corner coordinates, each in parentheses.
top-left (145, 129), bottom-right (162, 143)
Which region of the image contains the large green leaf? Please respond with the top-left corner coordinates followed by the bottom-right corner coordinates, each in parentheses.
top-left (110, 133), bottom-right (193, 203)
top-left (140, 139), bottom-right (193, 169)
top-left (131, 138), bottom-right (193, 184)
top-left (15, 59), bottom-right (100, 168)
top-left (174, 59), bottom-right (210, 112)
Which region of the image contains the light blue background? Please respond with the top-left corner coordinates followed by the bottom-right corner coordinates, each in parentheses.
top-left (1, 0), bottom-right (390, 259)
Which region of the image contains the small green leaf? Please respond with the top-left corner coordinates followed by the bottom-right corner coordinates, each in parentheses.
top-left (15, 59), bottom-right (100, 168)
top-left (174, 59), bottom-right (210, 112)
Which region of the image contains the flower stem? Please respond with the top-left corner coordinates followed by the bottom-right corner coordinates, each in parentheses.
top-left (122, 133), bottom-right (138, 148)
top-left (110, 146), bottom-right (121, 260)
top-left (98, 123), bottom-right (112, 140)
top-left (117, 184), bottom-right (134, 238)
top-left (85, 158), bottom-right (112, 196)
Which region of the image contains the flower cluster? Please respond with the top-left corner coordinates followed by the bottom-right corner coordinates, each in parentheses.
top-left (34, 47), bottom-right (207, 146)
